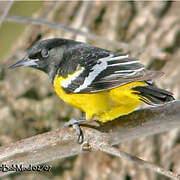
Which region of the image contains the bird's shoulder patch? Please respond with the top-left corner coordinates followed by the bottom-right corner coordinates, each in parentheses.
top-left (59, 66), bottom-right (85, 93)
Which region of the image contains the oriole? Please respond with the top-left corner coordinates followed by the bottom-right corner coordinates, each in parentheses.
top-left (9, 38), bottom-right (174, 142)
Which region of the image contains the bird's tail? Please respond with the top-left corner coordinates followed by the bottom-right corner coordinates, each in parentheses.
top-left (132, 84), bottom-right (175, 105)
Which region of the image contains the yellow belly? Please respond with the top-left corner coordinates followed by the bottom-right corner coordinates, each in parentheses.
top-left (53, 75), bottom-right (146, 122)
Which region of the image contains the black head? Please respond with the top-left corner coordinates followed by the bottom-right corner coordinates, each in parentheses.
top-left (9, 38), bottom-right (75, 81)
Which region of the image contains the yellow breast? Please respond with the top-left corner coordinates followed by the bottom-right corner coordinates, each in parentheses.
top-left (53, 75), bottom-right (146, 122)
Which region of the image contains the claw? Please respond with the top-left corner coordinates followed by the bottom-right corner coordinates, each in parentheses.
top-left (64, 118), bottom-right (86, 144)
top-left (72, 123), bottom-right (84, 144)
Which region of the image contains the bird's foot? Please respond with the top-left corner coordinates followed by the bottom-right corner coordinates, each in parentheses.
top-left (64, 118), bottom-right (86, 144)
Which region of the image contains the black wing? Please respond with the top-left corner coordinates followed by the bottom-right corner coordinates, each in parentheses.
top-left (58, 43), bottom-right (162, 93)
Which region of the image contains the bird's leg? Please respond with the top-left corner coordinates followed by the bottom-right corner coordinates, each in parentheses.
top-left (64, 118), bottom-right (87, 144)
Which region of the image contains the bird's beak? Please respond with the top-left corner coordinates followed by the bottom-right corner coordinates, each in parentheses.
top-left (8, 57), bottom-right (38, 69)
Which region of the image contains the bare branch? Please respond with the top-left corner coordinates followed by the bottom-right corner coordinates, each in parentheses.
top-left (0, 100), bottom-right (179, 178)
top-left (105, 100), bottom-right (180, 145)
top-left (0, 1), bottom-right (13, 28)
top-left (100, 145), bottom-right (180, 180)
top-left (5, 15), bottom-right (141, 52)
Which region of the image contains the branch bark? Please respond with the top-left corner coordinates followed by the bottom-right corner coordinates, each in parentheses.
top-left (0, 100), bottom-right (179, 178)
top-left (0, 1), bottom-right (13, 28)
top-left (5, 15), bottom-right (141, 52)
top-left (101, 145), bottom-right (180, 180)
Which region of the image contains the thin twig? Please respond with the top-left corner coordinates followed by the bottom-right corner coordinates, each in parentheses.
top-left (0, 101), bottom-right (179, 178)
top-left (0, 1), bottom-right (13, 28)
top-left (71, 1), bottom-right (93, 42)
top-left (100, 145), bottom-right (180, 180)
top-left (5, 15), bottom-right (141, 52)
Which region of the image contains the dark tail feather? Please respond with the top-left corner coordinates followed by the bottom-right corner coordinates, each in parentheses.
top-left (132, 85), bottom-right (175, 105)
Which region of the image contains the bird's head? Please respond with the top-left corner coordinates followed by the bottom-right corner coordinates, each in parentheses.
top-left (8, 38), bottom-right (72, 80)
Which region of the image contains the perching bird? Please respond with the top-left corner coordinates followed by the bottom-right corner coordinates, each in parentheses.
top-left (9, 38), bottom-right (174, 142)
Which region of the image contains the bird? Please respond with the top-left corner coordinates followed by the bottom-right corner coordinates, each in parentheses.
top-left (9, 38), bottom-right (175, 143)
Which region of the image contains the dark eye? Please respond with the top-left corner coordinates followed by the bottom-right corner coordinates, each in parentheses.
top-left (41, 49), bottom-right (49, 58)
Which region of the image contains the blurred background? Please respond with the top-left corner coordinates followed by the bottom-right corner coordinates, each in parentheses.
top-left (0, 1), bottom-right (180, 180)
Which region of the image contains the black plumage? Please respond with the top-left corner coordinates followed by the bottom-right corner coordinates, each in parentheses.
top-left (132, 85), bottom-right (175, 105)
top-left (9, 38), bottom-right (174, 105)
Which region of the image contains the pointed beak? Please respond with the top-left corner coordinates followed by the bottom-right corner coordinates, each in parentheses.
top-left (8, 57), bottom-right (38, 69)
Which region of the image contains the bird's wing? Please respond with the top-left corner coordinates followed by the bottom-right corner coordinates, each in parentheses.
top-left (59, 45), bottom-right (162, 93)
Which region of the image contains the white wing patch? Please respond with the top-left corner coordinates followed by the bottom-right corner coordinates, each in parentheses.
top-left (115, 67), bottom-right (145, 76)
top-left (106, 54), bottom-right (140, 67)
top-left (107, 54), bottom-right (129, 61)
top-left (61, 67), bottom-right (84, 88)
top-left (107, 60), bottom-right (139, 67)
top-left (74, 55), bottom-right (112, 93)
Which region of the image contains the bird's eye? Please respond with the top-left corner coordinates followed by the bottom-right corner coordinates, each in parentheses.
top-left (41, 49), bottom-right (49, 58)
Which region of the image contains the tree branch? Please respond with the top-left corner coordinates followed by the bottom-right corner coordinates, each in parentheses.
top-left (5, 15), bottom-right (141, 52)
top-left (0, 100), bottom-right (179, 178)
top-left (0, 1), bottom-right (13, 28)
top-left (100, 145), bottom-right (180, 180)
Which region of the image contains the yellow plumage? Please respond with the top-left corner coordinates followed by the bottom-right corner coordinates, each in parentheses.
top-left (8, 37), bottom-right (174, 144)
top-left (53, 75), bottom-right (147, 122)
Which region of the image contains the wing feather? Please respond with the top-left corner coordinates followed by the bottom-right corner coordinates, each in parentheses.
top-left (59, 44), bottom-right (162, 93)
